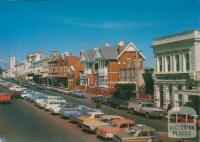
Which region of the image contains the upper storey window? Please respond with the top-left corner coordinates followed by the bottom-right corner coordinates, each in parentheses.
top-left (167, 56), bottom-right (170, 72)
top-left (185, 53), bottom-right (190, 71)
top-left (175, 55), bottom-right (180, 72)
top-left (159, 57), bottom-right (162, 72)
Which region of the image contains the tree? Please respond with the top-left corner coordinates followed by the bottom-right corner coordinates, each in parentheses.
top-left (143, 72), bottom-right (154, 95)
top-left (184, 96), bottom-right (200, 115)
top-left (0, 67), bottom-right (2, 75)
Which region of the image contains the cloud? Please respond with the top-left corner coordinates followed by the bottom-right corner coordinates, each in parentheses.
top-left (79, 21), bottom-right (159, 29)
top-left (50, 16), bottom-right (158, 30)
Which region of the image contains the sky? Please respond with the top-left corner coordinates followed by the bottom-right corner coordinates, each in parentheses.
top-left (0, 0), bottom-right (199, 68)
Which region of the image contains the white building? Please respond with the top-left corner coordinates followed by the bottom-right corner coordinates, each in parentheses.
top-left (27, 51), bottom-right (44, 63)
top-left (9, 56), bottom-right (16, 78)
top-left (15, 61), bottom-right (30, 80)
top-left (152, 30), bottom-right (200, 109)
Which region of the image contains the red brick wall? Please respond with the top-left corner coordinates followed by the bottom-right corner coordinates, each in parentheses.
top-left (85, 86), bottom-right (115, 96)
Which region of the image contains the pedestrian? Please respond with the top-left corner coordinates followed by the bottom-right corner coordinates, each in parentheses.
top-left (96, 100), bottom-right (102, 109)
top-left (167, 103), bottom-right (172, 112)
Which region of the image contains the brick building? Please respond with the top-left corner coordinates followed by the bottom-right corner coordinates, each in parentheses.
top-left (80, 41), bottom-right (145, 96)
top-left (46, 51), bottom-right (81, 90)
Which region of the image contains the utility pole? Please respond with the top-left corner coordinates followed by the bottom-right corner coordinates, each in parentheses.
top-left (135, 48), bottom-right (139, 99)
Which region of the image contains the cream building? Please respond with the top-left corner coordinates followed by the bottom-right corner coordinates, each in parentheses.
top-left (152, 30), bottom-right (200, 109)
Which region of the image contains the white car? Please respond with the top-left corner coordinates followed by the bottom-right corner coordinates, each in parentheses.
top-left (49, 104), bottom-right (64, 114)
top-left (44, 99), bottom-right (66, 110)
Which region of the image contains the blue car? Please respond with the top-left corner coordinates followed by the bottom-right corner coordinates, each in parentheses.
top-left (71, 91), bottom-right (85, 98)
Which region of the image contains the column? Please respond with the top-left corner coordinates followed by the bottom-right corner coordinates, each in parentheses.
top-left (162, 56), bottom-right (165, 73)
top-left (164, 56), bottom-right (167, 73)
top-left (154, 57), bottom-right (157, 73)
top-left (172, 85), bottom-right (178, 107)
top-left (182, 85), bottom-right (188, 104)
top-left (183, 53), bottom-right (186, 72)
top-left (154, 84), bottom-right (160, 108)
top-left (156, 57), bottom-right (159, 73)
top-left (163, 84), bottom-right (170, 109)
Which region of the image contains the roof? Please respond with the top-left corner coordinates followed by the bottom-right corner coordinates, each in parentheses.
top-left (83, 41), bottom-right (145, 61)
top-left (154, 30), bottom-right (200, 41)
top-left (99, 47), bottom-right (118, 60)
top-left (84, 49), bottom-right (96, 62)
top-left (112, 119), bottom-right (135, 125)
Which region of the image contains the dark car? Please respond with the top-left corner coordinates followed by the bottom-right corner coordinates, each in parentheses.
top-left (106, 98), bottom-right (128, 109)
top-left (91, 95), bottom-right (105, 103)
top-left (71, 91), bottom-right (85, 98)
top-left (36, 84), bottom-right (46, 90)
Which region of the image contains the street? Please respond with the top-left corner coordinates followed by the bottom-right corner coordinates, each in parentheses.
top-left (1, 85), bottom-right (199, 142)
top-left (0, 86), bottom-right (99, 142)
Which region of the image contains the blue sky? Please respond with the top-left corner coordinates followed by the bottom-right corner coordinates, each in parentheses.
top-left (0, 0), bottom-right (199, 68)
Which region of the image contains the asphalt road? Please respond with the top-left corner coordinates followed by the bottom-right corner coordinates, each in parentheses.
top-left (0, 86), bottom-right (100, 142)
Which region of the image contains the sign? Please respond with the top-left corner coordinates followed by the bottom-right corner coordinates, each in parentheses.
top-left (168, 106), bottom-right (197, 138)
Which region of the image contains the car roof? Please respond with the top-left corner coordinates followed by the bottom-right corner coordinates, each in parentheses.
top-left (101, 115), bottom-right (124, 120)
top-left (87, 111), bottom-right (104, 115)
top-left (112, 119), bottom-right (135, 125)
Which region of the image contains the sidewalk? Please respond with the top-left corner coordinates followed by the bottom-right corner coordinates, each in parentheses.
top-left (45, 86), bottom-right (97, 101)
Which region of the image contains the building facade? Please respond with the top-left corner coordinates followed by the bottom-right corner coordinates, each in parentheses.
top-left (46, 51), bottom-right (81, 89)
top-left (15, 61), bottom-right (30, 80)
top-left (152, 30), bottom-right (200, 109)
top-left (80, 41), bottom-right (145, 96)
top-left (9, 56), bottom-right (16, 78)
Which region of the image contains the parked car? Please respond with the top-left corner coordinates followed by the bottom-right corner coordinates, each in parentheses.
top-left (77, 111), bottom-right (104, 124)
top-left (96, 119), bottom-right (135, 139)
top-left (56, 103), bottom-right (78, 115)
top-left (128, 100), bottom-right (165, 119)
top-left (113, 125), bottom-right (157, 142)
top-left (82, 115), bottom-right (124, 133)
top-left (44, 98), bottom-right (66, 110)
top-left (106, 98), bottom-right (128, 109)
top-left (36, 84), bottom-right (46, 90)
top-left (70, 109), bottom-right (103, 123)
top-left (0, 93), bottom-right (12, 103)
top-left (71, 90), bottom-right (85, 98)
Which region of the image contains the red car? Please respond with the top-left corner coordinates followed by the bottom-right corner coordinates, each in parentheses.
top-left (0, 93), bottom-right (12, 103)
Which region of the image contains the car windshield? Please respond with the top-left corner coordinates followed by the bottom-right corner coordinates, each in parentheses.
top-left (143, 103), bottom-right (154, 108)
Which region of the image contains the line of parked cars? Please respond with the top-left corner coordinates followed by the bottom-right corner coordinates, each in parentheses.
top-left (4, 83), bottom-right (165, 142)
top-left (1, 80), bottom-right (193, 142)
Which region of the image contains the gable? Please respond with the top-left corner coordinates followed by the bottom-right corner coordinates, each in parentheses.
top-left (94, 49), bottom-right (102, 60)
top-left (117, 42), bottom-right (146, 60)
top-left (126, 44), bottom-right (136, 52)
top-left (80, 52), bottom-right (87, 62)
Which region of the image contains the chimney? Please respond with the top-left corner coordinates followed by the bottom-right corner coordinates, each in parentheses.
top-left (117, 40), bottom-right (124, 53)
top-left (104, 43), bottom-right (110, 48)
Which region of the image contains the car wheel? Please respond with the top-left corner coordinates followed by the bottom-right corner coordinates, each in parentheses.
top-left (145, 113), bottom-right (150, 119)
top-left (130, 108), bottom-right (135, 114)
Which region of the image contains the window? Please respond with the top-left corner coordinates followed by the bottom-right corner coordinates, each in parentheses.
top-left (167, 56), bottom-right (170, 72)
top-left (120, 124), bottom-right (128, 128)
top-left (159, 57), bottom-right (162, 72)
top-left (126, 58), bottom-right (131, 67)
top-left (175, 55), bottom-right (180, 72)
top-left (185, 53), bottom-right (190, 71)
top-left (139, 131), bottom-right (148, 137)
